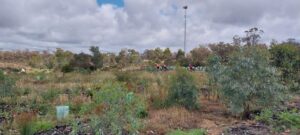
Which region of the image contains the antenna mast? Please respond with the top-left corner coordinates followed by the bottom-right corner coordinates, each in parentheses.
top-left (183, 1), bottom-right (188, 54)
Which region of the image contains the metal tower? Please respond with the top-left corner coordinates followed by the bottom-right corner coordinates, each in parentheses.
top-left (183, 3), bottom-right (188, 54)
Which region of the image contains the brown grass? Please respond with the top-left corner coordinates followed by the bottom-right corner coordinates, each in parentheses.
top-left (143, 98), bottom-right (239, 135)
top-left (14, 112), bottom-right (37, 128)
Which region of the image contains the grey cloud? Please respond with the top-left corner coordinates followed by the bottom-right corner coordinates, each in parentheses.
top-left (0, 0), bottom-right (299, 53)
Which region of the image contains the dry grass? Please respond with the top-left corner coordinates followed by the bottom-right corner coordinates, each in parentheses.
top-left (6, 70), bottom-right (239, 135)
top-left (0, 62), bottom-right (31, 70)
top-left (14, 112), bottom-right (37, 129)
top-left (14, 71), bottom-right (115, 94)
top-left (143, 98), bottom-right (239, 135)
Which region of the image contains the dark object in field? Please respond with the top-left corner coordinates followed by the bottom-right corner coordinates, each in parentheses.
top-left (200, 86), bottom-right (211, 100)
top-left (225, 123), bottom-right (271, 135)
top-left (0, 116), bottom-right (5, 124)
top-left (155, 64), bottom-right (169, 71)
top-left (189, 64), bottom-right (195, 71)
top-left (161, 64), bottom-right (168, 71)
top-left (156, 64), bottom-right (160, 70)
top-left (0, 103), bottom-right (10, 112)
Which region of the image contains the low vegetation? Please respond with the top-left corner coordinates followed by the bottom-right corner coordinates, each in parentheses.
top-left (0, 28), bottom-right (299, 135)
top-left (256, 109), bottom-right (300, 133)
top-left (209, 46), bottom-right (286, 117)
top-left (166, 67), bottom-right (199, 110)
top-left (167, 129), bottom-right (207, 135)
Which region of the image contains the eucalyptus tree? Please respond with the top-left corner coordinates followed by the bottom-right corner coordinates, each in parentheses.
top-left (90, 46), bottom-right (104, 69)
top-left (208, 46), bottom-right (286, 118)
top-left (243, 27), bottom-right (264, 46)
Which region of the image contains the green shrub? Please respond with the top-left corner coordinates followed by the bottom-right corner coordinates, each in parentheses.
top-left (90, 82), bottom-right (147, 135)
top-left (255, 109), bottom-right (273, 124)
top-left (256, 109), bottom-right (300, 132)
top-left (206, 55), bottom-right (223, 98)
top-left (61, 64), bottom-right (74, 73)
top-left (166, 67), bottom-right (199, 110)
top-left (270, 44), bottom-right (300, 92)
top-left (278, 110), bottom-right (300, 130)
top-left (167, 129), bottom-right (206, 135)
top-left (0, 70), bottom-right (15, 97)
top-left (209, 46), bottom-right (285, 117)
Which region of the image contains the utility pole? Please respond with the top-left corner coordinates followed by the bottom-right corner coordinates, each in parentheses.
top-left (183, 2), bottom-right (188, 54)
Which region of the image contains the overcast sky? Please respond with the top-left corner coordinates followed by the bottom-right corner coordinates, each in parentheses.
top-left (0, 0), bottom-right (299, 53)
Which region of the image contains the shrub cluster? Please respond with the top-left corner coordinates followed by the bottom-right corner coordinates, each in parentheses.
top-left (80, 82), bottom-right (147, 135)
top-left (166, 67), bottom-right (199, 110)
top-left (207, 46), bottom-right (286, 117)
top-left (256, 109), bottom-right (300, 133)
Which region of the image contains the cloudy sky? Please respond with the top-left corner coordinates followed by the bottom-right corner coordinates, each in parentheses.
top-left (0, 0), bottom-right (299, 52)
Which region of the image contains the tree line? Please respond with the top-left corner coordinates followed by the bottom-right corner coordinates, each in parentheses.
top-left (0, 28), bottom-right (299, 75)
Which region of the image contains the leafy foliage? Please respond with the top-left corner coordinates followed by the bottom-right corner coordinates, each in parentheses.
top-left (90, 46), bottom-right (104, 69)
top-left (190, 47), bottom-right (211, 66)
top-left (206, 55), bottom-right (223, 97)
top-left (209, 42), bottom-right (239, 63)
top-left (54, 48), bottom-right (74, 70)
top-left (176, 49), bottom-right (190, 66)
top-left (166, 67), bottom-right (199, 110)
top-left (255, 109), bottom-right (273, 125)
top-left (209, 46), bottom-right (285, 116)
top-left (89, 82), bottom-right (146, 135)
top-left (278, 110), bottom-right (300, 130)
top-left (256, 109), bottom-right (300, 132)
top-left (66, 53), bottom-right (96, 72)
top-left (243, 27), bottom-right (264, 46)
top-left (270, 43), bottom-right (300, 91)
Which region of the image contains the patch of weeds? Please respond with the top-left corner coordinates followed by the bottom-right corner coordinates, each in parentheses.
top-left (277, 110), bottom-right (300, 131)
top-left (41, 89), bottom-right (60, 102)
top-left (32, 119), bottom-right (55, 133)
top-left (89, 82), bottom-right (147, 135)
top-left (167, 129), bottom-right (207, 135)
top-left (255, 109), bottom-right (300, 132)
top-left (255, 109), bottom-right (273, 125)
